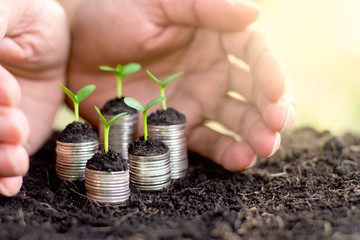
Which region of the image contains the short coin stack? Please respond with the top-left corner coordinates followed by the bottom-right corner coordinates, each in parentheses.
top-left (128, 150), bottom-right (171, 191)
top-left (56, 140), bottom-right (99, 181)
top-left (99, 113), bottom-right (138, 159)
top-left (148, 123), bottom-right (188, 179)
top-left (85, 168), bottom-right (130, 203)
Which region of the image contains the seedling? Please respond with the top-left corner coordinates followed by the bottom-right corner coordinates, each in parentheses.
top-left (146, 70), bottom-right (183, 110)
top-left (100, 63), bottom-right (141, 99)
top-left (59, 84), bottom-right (96, 122)
top-left (124, 97), bottom-right (165, 141)
top-left (95, 106), bottom-right (127, 154)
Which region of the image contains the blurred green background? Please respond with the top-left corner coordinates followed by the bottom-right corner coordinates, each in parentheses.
top-left (54, 0), bottom-right (360, 135)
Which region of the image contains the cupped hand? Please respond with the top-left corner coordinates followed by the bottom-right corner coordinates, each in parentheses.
top-left (66, 0), bottom-right (295, 172)
top-left (0, 0), bottom-right (69, 196)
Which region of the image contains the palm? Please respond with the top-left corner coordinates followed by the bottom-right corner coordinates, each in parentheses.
top-left (68, 0), bottom-right (294, 171)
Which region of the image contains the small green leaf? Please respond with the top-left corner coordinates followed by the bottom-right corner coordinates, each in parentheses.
top-left (108, 112), bottom-right (127, 126)
top-left (124, 97), bottom-right (144, 112)
top-left (123, 63), bottom-right (141, 77)
top-left (162, 71), bottom-right (183, 87)
top-left (59, 84), bottom-right (78, 103)
top-left (94, 106), bottom-right (108, 127)
top-left (146, 70), bottom-right (162, 85)
top-left (144, 96), bottom-right (166, 111)
top-left (99, 65), bottom-right (117, 72)
top-left (77, 84), bottom-right (96, 102)
top-left (116, 64), bottom-right (125, 73)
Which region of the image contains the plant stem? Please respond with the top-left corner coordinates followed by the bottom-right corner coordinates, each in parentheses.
top-left (161, 87), bottom-right (167, 110)
top-left (74, 102), bottom-right (79, 122)
top-left (104, 126), bottom-right (109, 154)
top-left (117, 75), bottom-right (123, 98)
top-left (143, 111), bottom-right (148, 141)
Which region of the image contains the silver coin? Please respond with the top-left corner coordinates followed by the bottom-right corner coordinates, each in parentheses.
top-left (148, 123), bottom-right (188, 179)
top-left (56, 140), bottom-right (98, 181)
top-left (128, 150), bottom-right (171, 191)
top-left (85, 168), bottom-right (130, 203)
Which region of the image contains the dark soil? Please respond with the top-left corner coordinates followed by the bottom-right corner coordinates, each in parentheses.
top-left (1, 127), bottom-right (360, 240)
top-left (148, 108), bottom-right (186, 125)
top-left (101, 97), bottom-right (137, 115)
top-left (86, 149), bottom-right (128, 172)
top-left (128, 137), bottom-right (169, 156)
top-left (57, 121), bottom-right (98, 143)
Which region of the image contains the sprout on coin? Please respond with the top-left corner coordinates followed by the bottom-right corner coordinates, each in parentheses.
top-left (100, 63), bottom-right (141, 99)
top-left (146, 70), bottom-right (183, 110)
top-left (59, 84), bottom-right (96, 122)
top-left (124, 97), bottom-right (165, 141)
top-left (94, 106), bottom-right (127, 154)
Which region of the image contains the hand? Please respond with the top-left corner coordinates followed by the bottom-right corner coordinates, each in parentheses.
top-left (0, 0), bottom-right (69, 196)
top-left (65, 0), bottom-right (295, 171)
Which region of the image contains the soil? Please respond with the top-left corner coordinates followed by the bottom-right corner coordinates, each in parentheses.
top-left (101, 97), bottom-right (137, 115)
top-left (57, 122), bottom-right (98, 143)
top-left (128, 137), bottom-right (169, 156)
top-left (86, 149), bottom-right (128, 172)
top-left (148, 108), bottom-right (186, 125)
top-left (1, 127), bottom-right (360, 240)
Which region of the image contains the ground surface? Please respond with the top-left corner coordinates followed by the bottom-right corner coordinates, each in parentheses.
top-left (0, 128), bottom-right (359, 240)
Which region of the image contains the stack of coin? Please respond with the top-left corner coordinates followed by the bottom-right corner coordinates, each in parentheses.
top-left (148, 123), bottom-right (188, 179)
top-left (56, 140), bottom-right (98, 181)
top-left (99, 113), bottom-right (138, 159)
top-left (128, 150), bottom-right (171, 191)
top-left (85, 168), bottom-right (130, 203)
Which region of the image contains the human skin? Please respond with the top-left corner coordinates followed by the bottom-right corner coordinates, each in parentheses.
top-left (63, 0), bottom-right (295, 171)
top-left (0, 0), bottom-right (69, 196)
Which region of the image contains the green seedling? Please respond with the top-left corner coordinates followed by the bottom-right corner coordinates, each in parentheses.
top-left (100, 63), bottom-right (141, 99)
top-left (95, 106), bottom-right (127, 154)
top-left (146, 70), bottom-right (183, 110)
top-left (59, 84), bottom-right (96, 122)
top-left (124, 97), bottom-right (165, 141)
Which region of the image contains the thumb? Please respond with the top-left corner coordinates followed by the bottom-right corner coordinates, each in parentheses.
top-left (160, 0), bottom-right (261, 30)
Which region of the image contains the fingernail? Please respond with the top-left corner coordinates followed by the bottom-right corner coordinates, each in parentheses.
top-left (269, 132), bottom-right (281, 158)
top-left (281, 104), bottom-right (295, 132)
top-left (0, 182), bottom-right (12, 197)
top-left (245, 155), bottom-right (257, 169)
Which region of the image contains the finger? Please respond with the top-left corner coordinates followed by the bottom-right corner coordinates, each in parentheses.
top-left (0, 65), bottom-right (21, 106)
top-left (228, 64), bottom-right (295, 132)
top-left (160, 0), bottom-right (261, 30)
top-left (262, 98), bottom-right (296, 132)
top-left (0, 144), bottom-right (29, 177)
top-left (0, 106), bottom-right (29, 144)
top-left (0, 176), bottom-right (23, 197)
top-left (221, 30), bottom-right (287, 101)
top-left (212, 96), bottom-right (281, 157)
top-left (188, 125), bottom-right (256, 172)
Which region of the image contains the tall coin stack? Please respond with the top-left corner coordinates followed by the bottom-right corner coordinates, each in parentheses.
top-left (85, 168), bottom-right (130, 203)
top-left (56, 140), bottom-right (99, 181)
top-left (99, 113), bottom-right (138, 159)
top-left (128, 150), bottom-right (171, 191)
top-left (148, 123), bottom-right (188, 179)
